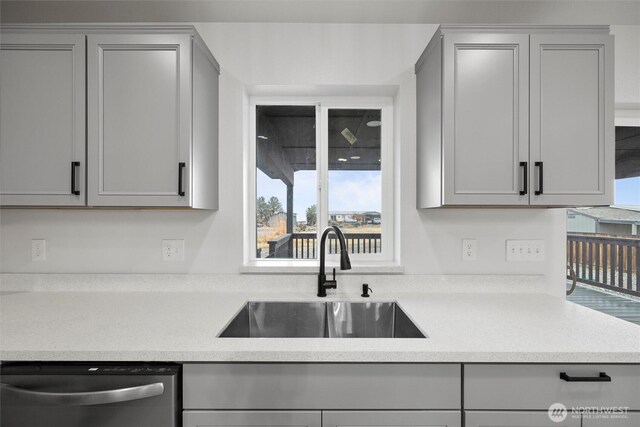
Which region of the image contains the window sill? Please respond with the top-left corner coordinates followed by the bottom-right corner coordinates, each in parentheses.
top-left (240, 261), bottom-right (404, 275)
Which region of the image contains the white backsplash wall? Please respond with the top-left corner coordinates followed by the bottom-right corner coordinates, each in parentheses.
top-left (1, 23), bottom-right (637, 297)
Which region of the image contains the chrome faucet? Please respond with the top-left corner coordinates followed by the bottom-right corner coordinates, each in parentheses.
top-left (317, 226), bottom-right (352, 297)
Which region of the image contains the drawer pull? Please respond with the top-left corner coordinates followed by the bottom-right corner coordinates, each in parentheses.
top-left (560, 372), bottom-right (611, 382)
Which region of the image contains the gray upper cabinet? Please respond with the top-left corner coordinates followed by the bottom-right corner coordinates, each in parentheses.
top-left (416, 26), bottom-right (614, 208)
top-left (441, 33), bottom-right (530, 206)
top-left (87, 34), bottom-right (189, 207)
top-left (0, 33), bottom-right (86, 206)
top-left (529, 34), bottom-right (614, 206)
top-left (87, 30), bottom-right (219, 208)
top-left (0, 25), bottom-right (219, 209)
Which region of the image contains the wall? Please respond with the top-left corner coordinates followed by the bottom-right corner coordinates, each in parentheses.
top-left (1, 23), bottom-right (637, 297)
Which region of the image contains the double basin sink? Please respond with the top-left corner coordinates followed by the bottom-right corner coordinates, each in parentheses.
top-left (219, 301), bottom-right (426, 338)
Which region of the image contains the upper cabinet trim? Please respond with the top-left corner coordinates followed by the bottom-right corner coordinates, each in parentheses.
top-left (1, 24), bottom-right (220, 73)
top-left (437, 24), bottom-right (610, 33)
top-left (415, 24), bottom-right (608, 74)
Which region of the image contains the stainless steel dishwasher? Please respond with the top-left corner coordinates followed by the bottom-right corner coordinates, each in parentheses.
top-left (0, 363), bottom-right (181, 427)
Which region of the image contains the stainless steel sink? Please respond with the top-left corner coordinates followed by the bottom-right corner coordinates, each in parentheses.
top-left (218, 301), bottom-right (426, 338)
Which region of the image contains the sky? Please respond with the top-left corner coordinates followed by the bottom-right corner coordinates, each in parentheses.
top-left (615, 177), bottom-right (640, 205)
top-left (257, 169), bottom-right (382, 222)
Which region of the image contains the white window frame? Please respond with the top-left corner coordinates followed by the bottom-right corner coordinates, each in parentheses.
top-left (244, 96), bottom-right (395, 271)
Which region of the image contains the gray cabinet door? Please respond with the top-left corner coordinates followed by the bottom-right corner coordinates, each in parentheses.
top-left (0, 33), bottom-right (86, 206)
top-left (529, 34), bottom-right (614, 206)
top-left (87, 33), bottom-right (192, 206)
top-left (582, 413), bottom-right (640, 426)
top-left (464, 364), bottom-right (640, 410)
top-left (183, 411), bottom-right (321, 427)
top-left (442, 33), bottom-right (529, 206)
top-left (183, 363), bottom-right (461, 410)
top-left (465, 411), bottom-right (581, 427)
top-left (324, 411), bottom-right (461, 427)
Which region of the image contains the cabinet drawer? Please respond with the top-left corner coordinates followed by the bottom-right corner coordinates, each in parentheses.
top-left (184, 411), bottom-right (321, 427)
top-left (464, 364), bottom-right (640, 410)
top-left (583, 413), bottom-right (640, 426)
top-left (465, 411), bottom-right (580, 426)
top-left (183, 363), bottom-right (461, 410)
top-left (324, 411), bottom-right (461, 427)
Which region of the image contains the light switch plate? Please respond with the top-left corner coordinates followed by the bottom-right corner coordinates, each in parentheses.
top-left (462, 239), bottom-right (477, 261)
top-left (506, 240), bottom-right (545, 262)
top-left (31, 239), bottom-right (46, 261)
top-left (162, 239), bottom-right (184, 262)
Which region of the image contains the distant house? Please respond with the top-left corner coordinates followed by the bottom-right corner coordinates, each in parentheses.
top-left (330, 213), bottom-right (357, 223)
top-left (567, 206), bottom-right (640, 236)
top-left (355, 211), bottom-right (382, 224)
top-left (329, 211), bottom-right (380, 225)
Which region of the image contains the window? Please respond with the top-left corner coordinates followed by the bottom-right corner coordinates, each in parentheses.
top-left (247, 97), bottom-right (394, 266)
top-left (566, 127), bottom-right (640, 322)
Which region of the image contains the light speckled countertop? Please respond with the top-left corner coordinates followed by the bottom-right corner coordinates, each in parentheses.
top-left (1, 274), bottom-right (638, 363)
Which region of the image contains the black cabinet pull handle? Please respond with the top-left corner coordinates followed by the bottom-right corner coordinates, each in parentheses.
top-left (178, 162), bottom-right (186, 196)
top-left (71, 161), bottom-right (80, 195)
top-left (534, 161), bottom-right (544, 195)
top-left (560, 372), bottom-right (611, 382)
top-left (519, 162), bottom-right (528, 195)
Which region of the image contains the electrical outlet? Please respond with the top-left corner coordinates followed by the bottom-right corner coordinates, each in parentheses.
top-left (162, 239), bottom-right (185, 262)
top-left (32, 239), bottom-right (46, 261)
top-left (506, 240), bottom-right (545, 262)
top-left (462, 239), bottom-right (477, 261)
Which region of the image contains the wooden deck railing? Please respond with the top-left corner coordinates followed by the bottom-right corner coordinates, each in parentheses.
top-left (567, 233), bottom-right (640, 297)
top-left (267, 233), bottom-right (382, 259)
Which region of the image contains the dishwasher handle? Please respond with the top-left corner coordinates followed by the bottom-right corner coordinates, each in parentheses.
top-left (0, 382), bottom-right (164, 406)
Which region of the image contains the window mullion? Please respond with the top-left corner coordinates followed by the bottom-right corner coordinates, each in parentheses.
top-left (317, 104), bottom-right (329, 255)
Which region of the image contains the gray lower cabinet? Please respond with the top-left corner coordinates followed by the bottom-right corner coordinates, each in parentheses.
top-left (466, 411), bottom-right (640, 426)
top-left (183, 363), bottom-right (461, 410)
top-left (464, 365), bottom-right (640, 426)
top-left (582, 413), bottom-right (640, 426)
top-left (183, 411), bottom-right (461, 427)
top-left (324, 411), bottom-right (461, 427)
top-left (183, 365), bottom-right (462, 427)
top-left (464, 364), bottom-right (640, 410)
top-left (0, 33), bottom-right (86, 206)
top-left (183, 411), bottom-right (321, 427)
top-left (465, 411), bottom-right (580, 427)
top-left (183, 363), bottom-right (637, 427)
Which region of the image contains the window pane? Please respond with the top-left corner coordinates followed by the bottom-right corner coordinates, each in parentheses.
top-left (566, 126), bottom-right (640, 309)
top-left (256, 105), bottom-right (317, 259)
top-left (327, 109), bottom-right (382, 255)
top-left (615, 126), bottom-right (640, 206)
